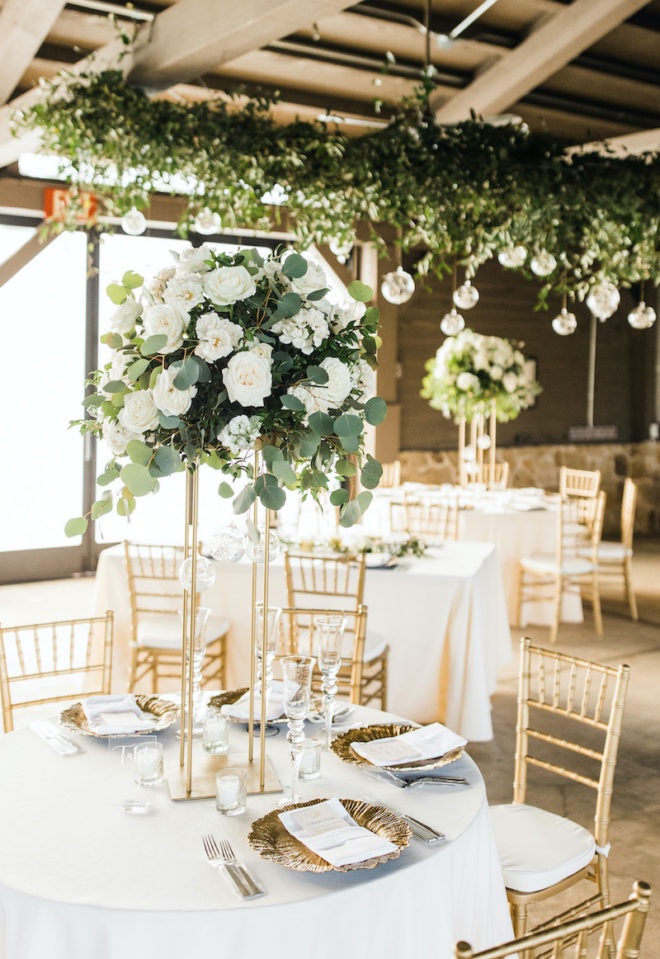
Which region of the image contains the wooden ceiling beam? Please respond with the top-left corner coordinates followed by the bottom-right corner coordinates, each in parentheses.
top-left (572, 127), bottom-right (660, 156)
top-left (430, 0), bottom-right (652, 122)
top-left (0, 0), bottom-right (67, 106)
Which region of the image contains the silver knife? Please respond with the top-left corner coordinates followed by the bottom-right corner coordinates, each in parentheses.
top-left (223, 862), bottom-right (263, 899)
top-left (394, 810), bottom-right (447, 844)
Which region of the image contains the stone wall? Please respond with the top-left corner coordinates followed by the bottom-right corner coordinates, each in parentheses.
top-left (399, 441), bottom-right (660, 537)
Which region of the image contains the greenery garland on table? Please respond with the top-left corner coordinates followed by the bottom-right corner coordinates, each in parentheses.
top-left (15, 68), bottom-right (660, 304)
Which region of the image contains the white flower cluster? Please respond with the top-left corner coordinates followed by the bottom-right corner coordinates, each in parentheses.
top-left (271, 305), bottom-right (330, 355)
top-left (217, 415), bottom-right (261, 455)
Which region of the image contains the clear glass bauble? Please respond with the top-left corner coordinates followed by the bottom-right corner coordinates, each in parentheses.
top-left (586, 281), bottom-right (620, 320)
top-left (627, 301), bottom-right (657, 330)
top-left (194, 208), bottom-right (221, 235)
top-left (380, 266), bottom-right (415, 305)
top-left (453, 280), bottom-right (480, 310)
top-left (207, 525), bottom-right (245, 563)
top-left (440, 307), bottom-right (465, 336)
top-left (245, 530), bottom-right (281, 564)
top-left (476, 434), bottom-right (492, 451)
top-left (461, 444), bottom-right (476, 463)
top-left (530, 251), bottom-right (557, 277)
top-left (497, 245), bottom-right (527, 269)
top-left (328, 236), bottom-right (354, 263)
top-left (552, 307), bottom-right (577, 336)
top-left (120, 207), bottom-right (147, 236)
top-left (178, 555), bottom-right (216, 592)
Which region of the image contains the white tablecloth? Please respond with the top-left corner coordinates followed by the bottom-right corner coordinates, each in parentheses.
top-left (93, 542), bottom-right (512, 740)
top-left (0, 705), bottom-right (513, 959)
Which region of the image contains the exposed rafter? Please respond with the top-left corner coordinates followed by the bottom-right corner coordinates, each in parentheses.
top-left (0, 0), bottom-right (67, 106)
top-left (430, 0), bottom-right (651, 123)
top-left (572, 127), bottom-right (660, 156)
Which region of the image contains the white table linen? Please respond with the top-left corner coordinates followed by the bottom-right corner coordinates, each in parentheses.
top-left (0, 705), bottom-right (513, 959)
top-left (93, 541), bottom-right (512, 740)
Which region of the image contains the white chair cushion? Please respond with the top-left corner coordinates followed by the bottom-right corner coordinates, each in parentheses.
top-left (595, 541), bottom-right (631, 561)
top-left (136, 613), bottom-right (230, 650)
top-left (363, 629), bottom-right (387, 663)
top-left (520, 554), bottom-right (594, 576)
top-left (490, 803), bottom-right (596, 894)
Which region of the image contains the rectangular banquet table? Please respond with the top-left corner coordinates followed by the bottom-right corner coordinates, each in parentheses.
top-left (93, 541), bottom-right (512, 741)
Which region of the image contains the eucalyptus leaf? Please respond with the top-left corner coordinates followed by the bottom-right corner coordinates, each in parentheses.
top-left (120, 463), bottom-right (156, 497)
top-left (122, 270), bottom-right (143, 289)
top-left (364, 397), bottom-right (387, 426)
top-left (282, 253), bottom-right (308, 278)
top-left (173, 356), bottom-right (199, 390)
top-left (347, 280), bottom-right (373, 303)
top-left (356, 490), bottom-right (373, 512)
top-left (261, 444), bottom-right (283, 468)
top-left (339, 499), bottom-right (363, 528)
top-left (141, 334), bottom-right (168, 356)
top-left (307, 288), bottom-right (330, 301)
top-left (64, 516), bottom-right (88, 537)
top-left (333, 413), bottom-right (363, 436)
top-left (106, 283), bottom-right (127, 305)
top-left (153, 445), bottom-right (182, 475)
top-left (102, 380), bottom-right (127, 394)
top-left (259, 484), bottom-right (286, 511)
top-left (101, 331), bottom-right (123, 349)
top-left (272, 459), bottom-right (297, 485)
top-left (330, 488), bottom-right (349, 506)
top-left (308, 411), bottom-right (334, 436)
top-left (335, 458), bottom-right (356, 476)
top-left (91, 496), bottom-right (113, 520)
top-left (233, 484), bottom-right (257, 514)
top-left (126, 439), bottom-right (152, 466)
top-left (127, 358), bottom-right (149, 381)
top-left (158, 411), bottom-right (180, 429)
top-left (117, 495), bottom-right (136, 517)
top-left (281, 394), bottom-right (305, 412)
top-left (297, 431), bottom-right (321, 458)
top-left (361, 458), bottom-right (383, 490)
top-left (305, 365), bottom-right (329, 385)
top-left (218, 481), bottom-right (233, 498)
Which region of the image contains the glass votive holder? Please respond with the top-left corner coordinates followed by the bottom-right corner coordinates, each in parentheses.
top-left (134, 742), bottom-right (164, 786)
top-left (299, 738), bottom-right (322, 780)
top-left (202, 709), bottom-right (229, 755)
top-left (216, 767), bottom-right (248, 816)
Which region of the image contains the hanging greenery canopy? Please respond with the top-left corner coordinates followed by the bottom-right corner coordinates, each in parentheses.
top-left (15, 67), bottom-right (660, 304)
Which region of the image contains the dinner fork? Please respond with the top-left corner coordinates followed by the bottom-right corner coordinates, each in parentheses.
top-left (376, 769), bottom-right (469, 789)
top-left (202, 835), bottom-right (264, 899)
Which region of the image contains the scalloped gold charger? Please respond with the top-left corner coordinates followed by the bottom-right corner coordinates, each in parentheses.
top-left (61, 695), bottom-right (179, 737)
top-left (248, 798), bottom-right (411, 872)
top-left (208, 688), bottom-right (287, 724)
top-left (331, 723), bottom-right (464, 772)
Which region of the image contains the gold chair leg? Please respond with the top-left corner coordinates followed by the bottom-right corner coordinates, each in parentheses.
top-left (624, 557), bottom-right (638, 621)
top-left (592, 572), bottom-right (603, 636)
top-left (151, 654), bottom-right (158, 693)
top-left (515, 566), bottom-right (524, 628)
top-left (380, 653), bottom-right (388, 712)
top-left (128, 647), bottom-right (139, 693)
top-left (512, 900), bottom-right (528, 938)
top-left (550, 575), bottom-right (562, 645)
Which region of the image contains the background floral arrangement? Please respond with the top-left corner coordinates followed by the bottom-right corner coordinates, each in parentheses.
top-left (65, 246), bottom-right (386, 536)
top-left (420, 329), bottom-right (541, 423)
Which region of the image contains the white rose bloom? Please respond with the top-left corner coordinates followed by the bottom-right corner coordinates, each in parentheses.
top-left (177, 244), bottom-right (213, 274)
top-left (152, 367), bottom-right (198, 417)
top-left (194, 312), bottom-right (243, 362)
top-left (222, 351), bottom-right (272, 407)
top-left (102, 418), bottom-right (139, 456)
top-left (118, 390), bottom-right (159, 434)
top-left (330, 299), bottom-right (366, 334)
top-left (289, 259), bottom-right (327, 296)
top-left (203, 265), bottom-right (256, 305)
top-left (164, 272), bottom-right (205, 310)
top-left (513, 350), bottom-right (524, 365)
top-left (490, 364), bottom-right (504, 381)
top-left (110, 297), bottom-right (141, 335)
top-left (473, 348), bottom-right (489, 372)
top-left (502, 372), bottom-right (519, 394)
top-left (142, 302), bottom-right (189, 354)
top-left (249, 341), bottom-right (273, 361)
top-left (317, 357), bottom-right (352, 408)
top-left (147, 267), bottom-right (176, 301)
top-left (456, 372), bottom-right (481, 393)
top-left (355, 359), bottom-right (376, 401)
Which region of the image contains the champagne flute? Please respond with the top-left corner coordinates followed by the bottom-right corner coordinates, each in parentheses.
top-left (255, 604), bottom-right (282, 706)
top-left (177, 605), bottom-right (210, 739)
top-left (279, 655), bottom-right (314, 805)
top-left (314, 615), bottom-right (346, 749)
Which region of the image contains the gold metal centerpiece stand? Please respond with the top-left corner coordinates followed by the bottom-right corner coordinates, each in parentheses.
top-left (457, 399), bottom-right (497, 488)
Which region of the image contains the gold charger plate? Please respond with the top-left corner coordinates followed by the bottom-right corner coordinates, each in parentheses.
top-left (248, 797), bottom-right (411, 872)
top-left (331, 723), bottom-right (464, 772)
top-left (60, 695), bottom-right (179, 737)
top-left (208, 688), bottom-right (287, 724)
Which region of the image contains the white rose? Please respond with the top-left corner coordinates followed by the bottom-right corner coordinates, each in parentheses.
top-left (164, 272), bottom-right (205, 309)
top-left (249, 341), bottom-right (273, 361)
top-left (356, 359), bottom-right (376, 401)
top-left (456, 372), bottom-right (480, 393)
top-left (147, 267), bottom-right (176, 301)
top-left (330, 299), bottom-right (366, 334)
top-left (142, 302), bottom-right (189, 354)
top-left (203, 266), bottom-right (256, 305)
top-left (502, 372), bottom-right (519, 393)
top-left (317, 357), bottom-right (352, 408)
top-left (194, 312), bottom-right (243, 362)
top-left (177, 244), bottom-right (213, 273)
top-left (118, 390), bottom-right (159, 434)
top-left (110, 297), bottom-right (141, 335)
top-left (222, 351), bottom-right (272, 407)
top-left (152, 367), bottom-right (197, 417)
top-left (289, 259), bottom-right (327, 296)
top-left (490, 364), bottom-right (503, 380)
top-left (102, 418), bottom-right (139, 456)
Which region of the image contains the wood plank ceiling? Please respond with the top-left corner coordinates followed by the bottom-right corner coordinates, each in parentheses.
top-left (0, 0), bottom-right (659, 169)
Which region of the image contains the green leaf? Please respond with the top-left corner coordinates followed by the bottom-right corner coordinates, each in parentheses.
top-left (364, 397), bottom-right (387, 426)
top-left (82, 393), bottom-right (103, 409)
top-left (261, 444), bottom-right (284, 469)
top-left (259, 484), bottom-right (286, 511)
top-left (310, 470), bottom-right (329, 489)
top-left (361, 458), bottom-right (383, 490)
top-left (363, 306), bottom-right (380, 327)
top-left (141, 334), bottom-right (168, 355)
top-left (297, 431), bottom-right (321, 458)
top-left (158, 411), bottom-right (180, 429)
top-left (110, 393), bottom-right (124, 409)
top-left (308, 411), bottom-right (334, 435)
top-left (91, 496), bottom-right (113, 520)
top-left (272, 460), bottom-right (297, 485)
top-left (357, 490), bottom-right (373, 512)
top-left (97, 464), bottom-right (120, 487)
top-left (173, 356), bottom-right (199, 390)
top-left (101, 331), bottom-right (123, 349)
top-left (218, 481), bottom-right (233, 498)
top-left (190, 355), bottom-right (211, 382)
top-left (307, 288), bottom-right (330, 301)
top-left (330, 488), bottom-right (349, 506)
top-left (339, 434), bottom-right (359, 453)
top-left (233, 484), bottom-right (257, 514)
top-left (246, 518), bottom-right (260, 544)
top-left (333, 413), bottom-right (363, 436)
top-left (64, 516), bottom-right (88, 537)
top-left (275, 291), bottom-right (302, 318)
top-left (339, 499), bottom-right (363, 528)
top-left (149, 366), bottom-right (162, 388)
top-left (347, 280), bottom-right (373, 303)
top-left (107, 283), bottom-right (127, 305)
top-left (305, 365), bottom-right (329, 385)
top-left (272, 351), bottom-right (294, 373)
top-left (120, 463), bottom-right (156, 497)
top-left (154, 445), bottom-right (181, 475)
top-left (335, 458), bottom-right (356, 476)
top-left (102, 380), bottom-right (126, 394)
top-left (126, 439), bottom-right (152, 466)
top-left (127, 358), bottom-right (149, 381)
top-left (281, 394), bottom-right (305, 412)
top-left (117, 495), bottom-right (136, 517)
top-left (282, 253), bottom-right (308, 278)
top-left (122, 270), bottom-right (143, 289)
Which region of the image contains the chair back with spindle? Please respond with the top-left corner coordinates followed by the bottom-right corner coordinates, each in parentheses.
top-left (284, 551), bottom-right (365, 611)
top-left (466, 462), bottom-right (509, 490)
top-left (390, 496), bottom-right (459, 542)
top-left (620, 479), bottom-right (637, 551)
top-left (380, 460), bottom-right (401, 488)
top-left (513, 638), bottom-right (629, 852)
top-left (124, 542), bottom-right (187, 623)
top-left (454, 879), bottom-right (651, 958)
top-left (558, 490), bottom-right (606, 565)
top-left (560, 467), bottom-right (601, 500)
top-left (0, 612), bottom-right (114, 732)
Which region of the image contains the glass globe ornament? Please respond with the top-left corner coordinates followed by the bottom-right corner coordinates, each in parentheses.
top-left (453, 280), bottom-right (480, 310)
top-left (207, 525), bottom-right (245, 563)
top-left (440, 307), bottom-right (465, 336)
top-left (194, 207), bottom-right (221, 235)
top-left (628, 301), bottom-right (657, 330)
top-left (246, 530), bottom-right (281, 564)
top-left (586, 281), bottom-right (620, 320)
top-left (530, 251), bottom-right (557, 277)
top-left (497, 245), bottom-right (527, 269)
top-left (178, 555), bottom-right (216, 593)
top-left (552, 307), bottom-right (577, 336)
top-left (476, 434), bottom-right (492, 451)
top-left (328, 236), bottom-right (354, 264)
top-left (120, 206), bottom-right (147, 236)
top-left (461, 444), bottom-right (476, 463)
top-left (380, 266), bottom-right (415, 305)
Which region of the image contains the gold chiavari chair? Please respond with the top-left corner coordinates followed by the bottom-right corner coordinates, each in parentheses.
top-left (467, 461), bottom-right (510, 490)
top-left (124, 541), bottom-right (229, 693)
top-left (587, 479), bottom-right (638, 621)
top-left (380, 460), bottom-right (402, 488)
top-left (490, 638), bottom-right (630, 942)
top-left (283, 551), bottom-right (388, 708)
top-left (560, 467), bottom-right (602, 500)
top-left (0, 612), bottom-right (114, 732)
top-left (388, 496), bottom-right (459, 543)
top-left (516, 491), bottom-right (605, 644)
top-left (454, 880), bottom-right (651, 959)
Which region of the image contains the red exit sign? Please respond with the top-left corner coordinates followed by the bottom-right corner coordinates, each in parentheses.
top-left (44, 187), bottom-right (97, 225)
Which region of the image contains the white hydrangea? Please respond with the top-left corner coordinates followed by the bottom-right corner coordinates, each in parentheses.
top-left (286, 384), bottom-right (329, 420)
top-left (502, 372), bottom-right (519, 393)
top-left (271, 307), bottom-right (330, 354)
top-left (194, 312), bottom-right (243, 362)
top-left (456, 372), bottom-right (481, 392)
top-left (217, 414), bottom-right (261, 455)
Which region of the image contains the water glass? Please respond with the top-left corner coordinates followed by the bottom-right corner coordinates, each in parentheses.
top-left (254, 604), bottom-right (282, 706)
top-left (280, 655), bottom-right (315, 805)
top-left (216, 767), bottom-right (247, 816)
top-left (202, 709), bottom-right (229, 754)
top-left (178, 605), bottom-right (211, 738)
top-left (314, 615), bottom-right (346, 750)
top-left (299, 738), bottom-right (322, 780)
top-left (134, 742), bottom-right (164, 786)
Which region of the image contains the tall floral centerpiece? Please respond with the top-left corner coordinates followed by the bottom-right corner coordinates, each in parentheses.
top-left (421, 329), bottom-right (540, 485)
top-left (69, 245), bottom-right (385, 796)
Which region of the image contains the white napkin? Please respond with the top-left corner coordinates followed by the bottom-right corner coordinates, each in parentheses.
top-left (30, 721), bottom-right (80, 755)
top-left (351, 722), bottom-right (466, 767)
top-left (221, 680), bottom-right (286, 723)
top-left (279, 798), bottom-right (397, 867)
top-left (82, 695), bottom-right (156, 735)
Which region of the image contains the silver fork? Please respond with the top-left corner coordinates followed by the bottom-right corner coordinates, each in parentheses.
top-left (202, 835), bottom-right (264, 899)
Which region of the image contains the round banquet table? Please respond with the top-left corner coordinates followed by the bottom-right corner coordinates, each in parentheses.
top-left (0, 704), bottom-right (513, 959)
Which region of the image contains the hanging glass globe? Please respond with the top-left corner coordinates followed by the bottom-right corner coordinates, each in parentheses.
top-left (586, 281), bottom-right (620, 320)
top-left (497, 245), bottom-right (527, 269)
top-left (178, 555), bottom-right (216, 592)
top-left (380, 266), bottom-right (415, 304)
top-left (194, 208), bottom-right (221, 235)
top-left (530, 251), bottom-right (557, 277)
top-left (462, 444), bottom-right (476, 462)
top-left (245, 530), bottom-right (281, 564)
top-left (120, 206), bottom-right (147, 236)
top-left (207, 525), bottom-right (245, 563)
top-left (628, 301), bottom-right (657, 330)
top-left (328, 236), bottom-right (354, 263)
top-left (453, 280), bottom-right (480, 310)
top-left (440, 307), bottom-right (465, 336)
top-left (476, 434), bottom-right (492, 451)
top-left (552, 308), bottom-right (577, 336)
